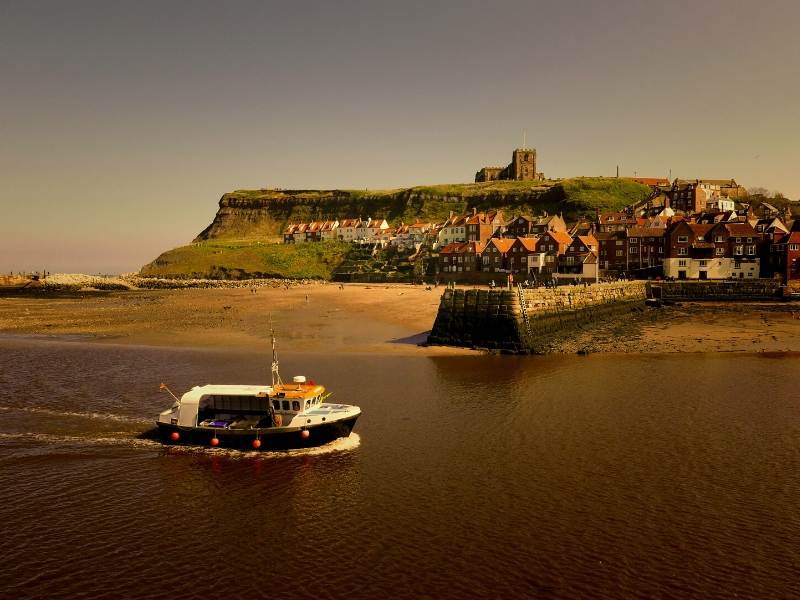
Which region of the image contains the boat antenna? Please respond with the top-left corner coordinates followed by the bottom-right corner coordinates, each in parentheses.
top-left (270, 316), bottom-right (283, 387)
top-left (159, 382), bottom-right (181, 404)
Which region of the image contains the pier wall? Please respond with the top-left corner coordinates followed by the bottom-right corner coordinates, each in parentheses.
top-left (427, 281), bottom-right (647, 353)
top-left (651, 280), bottom-right (783, 300)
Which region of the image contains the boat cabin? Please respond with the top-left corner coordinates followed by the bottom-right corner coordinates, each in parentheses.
top-left (160, 376), bottom-right (327, 429)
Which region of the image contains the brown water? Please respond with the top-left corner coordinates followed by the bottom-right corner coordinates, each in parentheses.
top-left (1, 335), bottom-right (799, 599)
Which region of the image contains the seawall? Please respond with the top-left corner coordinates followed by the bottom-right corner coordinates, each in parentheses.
top-left (427, 281), bottom-right (647, 353)
top-left (650, 280), bottom-right (783, 300)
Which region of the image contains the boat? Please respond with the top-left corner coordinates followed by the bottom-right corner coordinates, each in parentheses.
top-left (155, 327), bottom-right (361, 450)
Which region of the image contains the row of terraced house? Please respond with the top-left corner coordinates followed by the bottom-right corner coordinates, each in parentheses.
top-left (283, 204), bottom-right (800, 284)
top-left (435, 207), bottom-right (800, 284)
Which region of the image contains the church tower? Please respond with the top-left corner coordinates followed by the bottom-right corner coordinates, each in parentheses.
top-left (510, 148), bottom-right (537, 181)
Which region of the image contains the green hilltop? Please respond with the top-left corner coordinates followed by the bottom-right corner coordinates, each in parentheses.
top-left (140, 177), bottom-right (652, 280)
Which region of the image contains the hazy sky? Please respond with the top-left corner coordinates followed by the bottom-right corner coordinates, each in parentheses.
top-left (2, 0), bottom-right (798, 273)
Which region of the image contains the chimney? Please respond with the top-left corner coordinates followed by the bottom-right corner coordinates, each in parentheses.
top-left (449, 210), bottom-right (454, 219)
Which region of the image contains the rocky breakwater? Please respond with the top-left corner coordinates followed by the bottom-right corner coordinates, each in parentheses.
top-left (427, 281), bottom-right (648, 353)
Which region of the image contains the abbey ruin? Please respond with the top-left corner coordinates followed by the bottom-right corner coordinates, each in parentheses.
top-left (475, 147), bottom-right (544, 182)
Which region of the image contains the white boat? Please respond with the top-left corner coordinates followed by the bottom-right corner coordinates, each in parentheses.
top-left (155, 328), bottom-right (360, 450)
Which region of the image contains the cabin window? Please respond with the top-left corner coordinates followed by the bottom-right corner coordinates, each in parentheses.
top-left (292, 401), bottom-right (300, 411)
top-left (305, 400), bottom-right (310, 410)
top-left (272, 400), bottom-right (281, 410)
top-left (282, 400), bottom-right (290, 411)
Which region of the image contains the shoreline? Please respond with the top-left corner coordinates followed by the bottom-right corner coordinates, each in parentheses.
top-left (2, 283), bottom-right (800, 356)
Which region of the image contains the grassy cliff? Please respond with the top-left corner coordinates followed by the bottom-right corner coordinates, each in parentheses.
top-left (141, 177), bottom-right (652, 279)
top-left (194, 178), bottom-right (652, 241)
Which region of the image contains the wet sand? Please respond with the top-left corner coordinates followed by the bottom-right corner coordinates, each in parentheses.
top-left (0, 283), bottom-right (464, 355)
top-left (2, 284), bottom-right (800, 355)
top-left (552, 301), bottom-right (800, 354)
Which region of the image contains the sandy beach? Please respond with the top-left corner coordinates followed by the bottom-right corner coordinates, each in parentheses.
top-left (2, 283), bottom-right (800, 355)
top-left (0, 282), bottom-right (464, 355)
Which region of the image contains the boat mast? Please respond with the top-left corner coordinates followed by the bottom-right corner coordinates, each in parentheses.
top-left (270, 318), bottom-right (283, 387)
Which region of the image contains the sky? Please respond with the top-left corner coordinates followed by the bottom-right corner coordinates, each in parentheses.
top-left (1, 0), bottom-right (798, 273)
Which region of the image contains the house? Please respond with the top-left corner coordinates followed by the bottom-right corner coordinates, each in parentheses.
top-left (319, 220), bottom-right (339, 241)
top-left (532, 231), bottom-right (572, 275)
top-left (663, 220), bottom-right (760, 279)
top-left (668, 179), bottom-right (743, 214)
top-left (663, 221), bottom-right (715, 279)
top-left (337, 219), bottom-right (361, 242)
top-left (480, 238), bottom-right (516, 274)
top-left (438, 241), bottom-right (485, 279)
top-left (352, 217), bottom-right (389, 243)
top-left (437, 213), bottom-right (469, 248)
top-left (283, 223), bottom-right (301, 243)
top-left (628, 177), bottom-right (671, 188)
top-left (466, 210), bottom-right (503, 243)
top-left (766, 231), bottom-right (800, 284)
top-left (529, 214), bottom-right (568, 235)
top-left (507, 237), bottom-right (538, 275)
top-left (558, 235), bottom-right (598, 279)
top-left (596, 231), bottom-right (627, 273)
top-left (706, 197), bottom-right (736, 212)
top-left (597, 212), bottom-right (638, 233)
top-left (626, 227), bottom-right (666, 272)
top-left (504, 215), bottom-right (538, 238)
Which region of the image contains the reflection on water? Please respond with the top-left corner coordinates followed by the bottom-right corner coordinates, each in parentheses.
top-left (1, 336), bottom-right (799, 599)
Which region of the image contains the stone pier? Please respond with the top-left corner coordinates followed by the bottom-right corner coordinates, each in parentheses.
top-left (427, 281), bottom-right (648, 353)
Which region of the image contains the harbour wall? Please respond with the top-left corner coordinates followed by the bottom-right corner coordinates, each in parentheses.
top-left (427, 281), bottom-right (648, 353)
top-left (651, 280), bottom-right (783, 300)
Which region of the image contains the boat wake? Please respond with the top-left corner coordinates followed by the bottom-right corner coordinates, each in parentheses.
top-left (0, 431), bottom-right (163, 449)
top-left (0, 405), bottom-right (152, 425)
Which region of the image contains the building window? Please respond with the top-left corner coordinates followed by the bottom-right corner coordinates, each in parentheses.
top-left (747, 246), bottom-right (755, 255)
top-left (630, 247), bottom-right (638, 254)
top-left (734, 245), bottom-right (743, 255)
top-left (716, 247), bottom-right (724, 256)
top-left (678, 236), bottom-right (688, 243)
top-left (678, 260), bottom-right (687, 267)
top-left (678, 248), bottom-right (687, 256)
top-left (715, 235), bottom-right (724, 243)
top-left (629, 238), bottom-right (638, 243)
top-left (736, 237), bottom-right (742, 243)
top-left (699, 260), bottom-right (708, 266)
top-left (616, 250), bottom-right (623, 257)
top-left (790, 244), bottom-right (800, 251)
top-left (616, 240), bottom-right (623, 246)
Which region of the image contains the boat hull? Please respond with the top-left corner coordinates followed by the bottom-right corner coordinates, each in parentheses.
top-left (155, 415), bottom-right (358, 451)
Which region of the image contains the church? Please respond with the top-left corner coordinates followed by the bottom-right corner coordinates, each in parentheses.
top-left (475, 147), bottom-right (544, 182)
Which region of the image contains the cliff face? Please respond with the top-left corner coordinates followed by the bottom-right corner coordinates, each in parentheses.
top-left (193, 178), bottom-right (653, 241)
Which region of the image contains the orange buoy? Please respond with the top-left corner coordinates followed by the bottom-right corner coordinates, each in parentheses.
top-left (252, 439), bottom-right (262, 449)
top-left (210, 437), bottom-right (219, 447)
top-left (300, 430), bottom-right (310, 439)
top-left (170, 431), bottom-right (180, 442)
